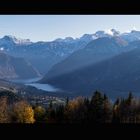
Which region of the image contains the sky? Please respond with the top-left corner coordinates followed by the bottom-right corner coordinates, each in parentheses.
top-left (0, 15), bottom-right (140, 42)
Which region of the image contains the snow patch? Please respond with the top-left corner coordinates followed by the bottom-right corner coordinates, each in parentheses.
top-left (0, 47), bottom-right (4, 51)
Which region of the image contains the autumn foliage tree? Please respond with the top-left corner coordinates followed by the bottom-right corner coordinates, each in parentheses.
top-left (34, 105), bottom-right (46, 123)
top-left (64, 97), bottom-right (86, 123)
top-left (0, 90), bottom-right (140, 123)
top-left (0, 97), bottom-right (10, 123)
top-left (11, 101), bottom-right (35, 123)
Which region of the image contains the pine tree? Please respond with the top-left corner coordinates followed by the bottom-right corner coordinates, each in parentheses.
top-left (66, 97), bottom-right (69, 106)
top-left (49, 100), bottom-right (53, 109)
top-left (90, 91), bottom-right (104, 123)
top-left (126, 92), bottom-right (133, 106)
top-left (112, 98), bottom-right (121, 123)
top-left (55, 105), bottom-right (64, 123)
top-left (46, 100), bottom-right (56, 123)
top-left (103, 94), bottom-right (112, 123)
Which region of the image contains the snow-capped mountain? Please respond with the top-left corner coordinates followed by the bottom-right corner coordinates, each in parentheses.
top-left (1, 29), bottom-right (140, 49)
top-left (0, 35), bottom-right (32, 45)
top-left (55, 29), bottom-right (121, 43)
top-left (55, 37), bottom-right (75, 43)
top-left (79, 34), bottom-right (98, 42)
top-left (43, 43), bottom-right (140, 98)
top-left (77, 29), bottom-right (140, 43)
top-left (0, 35), bottom-right (32, 51)
top-left (1, 28), bottom-right (140, 76)
top-left (121, 30), bottom-right (140, 42)
top-left (0, 35), bottom-right (89, 75)
top-left (42, 37), bottom-right (129, 80)
top-left (0, 29), bottom-right (139, 53)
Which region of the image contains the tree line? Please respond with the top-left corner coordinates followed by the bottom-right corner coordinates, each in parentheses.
top-left (1, 90), bottom-right (140, 123)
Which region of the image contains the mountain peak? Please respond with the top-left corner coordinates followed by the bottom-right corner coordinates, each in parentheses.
top-left (54, 37), bottom-right (75, 43)
top-left (105, 29), bottom-right (120, 36)
top-left (95, 30), bottom-right (105, 34)
top-left (80, 34), bottom-right (96, 41)
top-left (2, 35), bottom-right (32, 45)
top-left (131, 30), bottom-right (140, 33)
top-left (64, 37), bottom-right (75, 41)
top-left (3, 35), bottom-right (15, 41)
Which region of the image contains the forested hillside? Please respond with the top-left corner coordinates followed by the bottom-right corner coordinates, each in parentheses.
top-left (0, 90), bottom-right (139, 123)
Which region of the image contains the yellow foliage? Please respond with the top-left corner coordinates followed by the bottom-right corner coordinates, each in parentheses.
top-left (0, 97), bottom-right (10, 123)
top-left (13, 101), bottom-right (35, 123)
top-left (34, 106), bottom-right (46, 115)
top-left (68, 97), bottom-right (84, 111)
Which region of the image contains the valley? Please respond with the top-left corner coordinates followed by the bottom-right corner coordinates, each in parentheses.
top-left (1, 29), bottom-right (140, 105)
top-left (1, 15), bottom-right (140, 123)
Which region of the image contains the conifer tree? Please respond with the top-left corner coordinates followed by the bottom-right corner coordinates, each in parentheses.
top-left (90, 91), bottom-right (104, 123)
top-left (103, 94), bottom-right (112, 123)
top-left (112, 98), bottom-right (121, 123)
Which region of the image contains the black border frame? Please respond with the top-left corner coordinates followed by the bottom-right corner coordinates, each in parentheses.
top-left (0, 0), bottom-right (140, 14)
top-left (0, 0), bottom-right (140, 137)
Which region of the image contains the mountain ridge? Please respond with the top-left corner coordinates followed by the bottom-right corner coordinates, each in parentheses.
top-left (43, 45), bottom-right (140, 98)
top-left (1, 28), bottom-right (140, 76)
top-left (0, 52), bottom-right (40, 79)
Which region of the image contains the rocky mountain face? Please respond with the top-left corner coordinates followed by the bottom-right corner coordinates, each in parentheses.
top-left (1, 29), bottom-right (140, 75)
top-left (42, 37), bottom-right (129, 80)
top-left (0, 52), bottom-right (40, 79)
top-left (43, 44), bottom-right (140, 98)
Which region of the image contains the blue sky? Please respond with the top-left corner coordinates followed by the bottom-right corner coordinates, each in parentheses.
top-left (0, 15), bottom-right (140, 42)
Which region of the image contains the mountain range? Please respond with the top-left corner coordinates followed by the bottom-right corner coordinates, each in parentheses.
top-left (1, 29), bottom-right (140, 76)
top-left (43, 36), bottom-right (129, 79)
top-left (0, 35), bottom-right (89, 75)
top-left (39, 29), bottom-right (140, 98)
top-left (43, 44), bottom-right (140, 98)
top-left (1, 29), bottom-right (140, 98)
